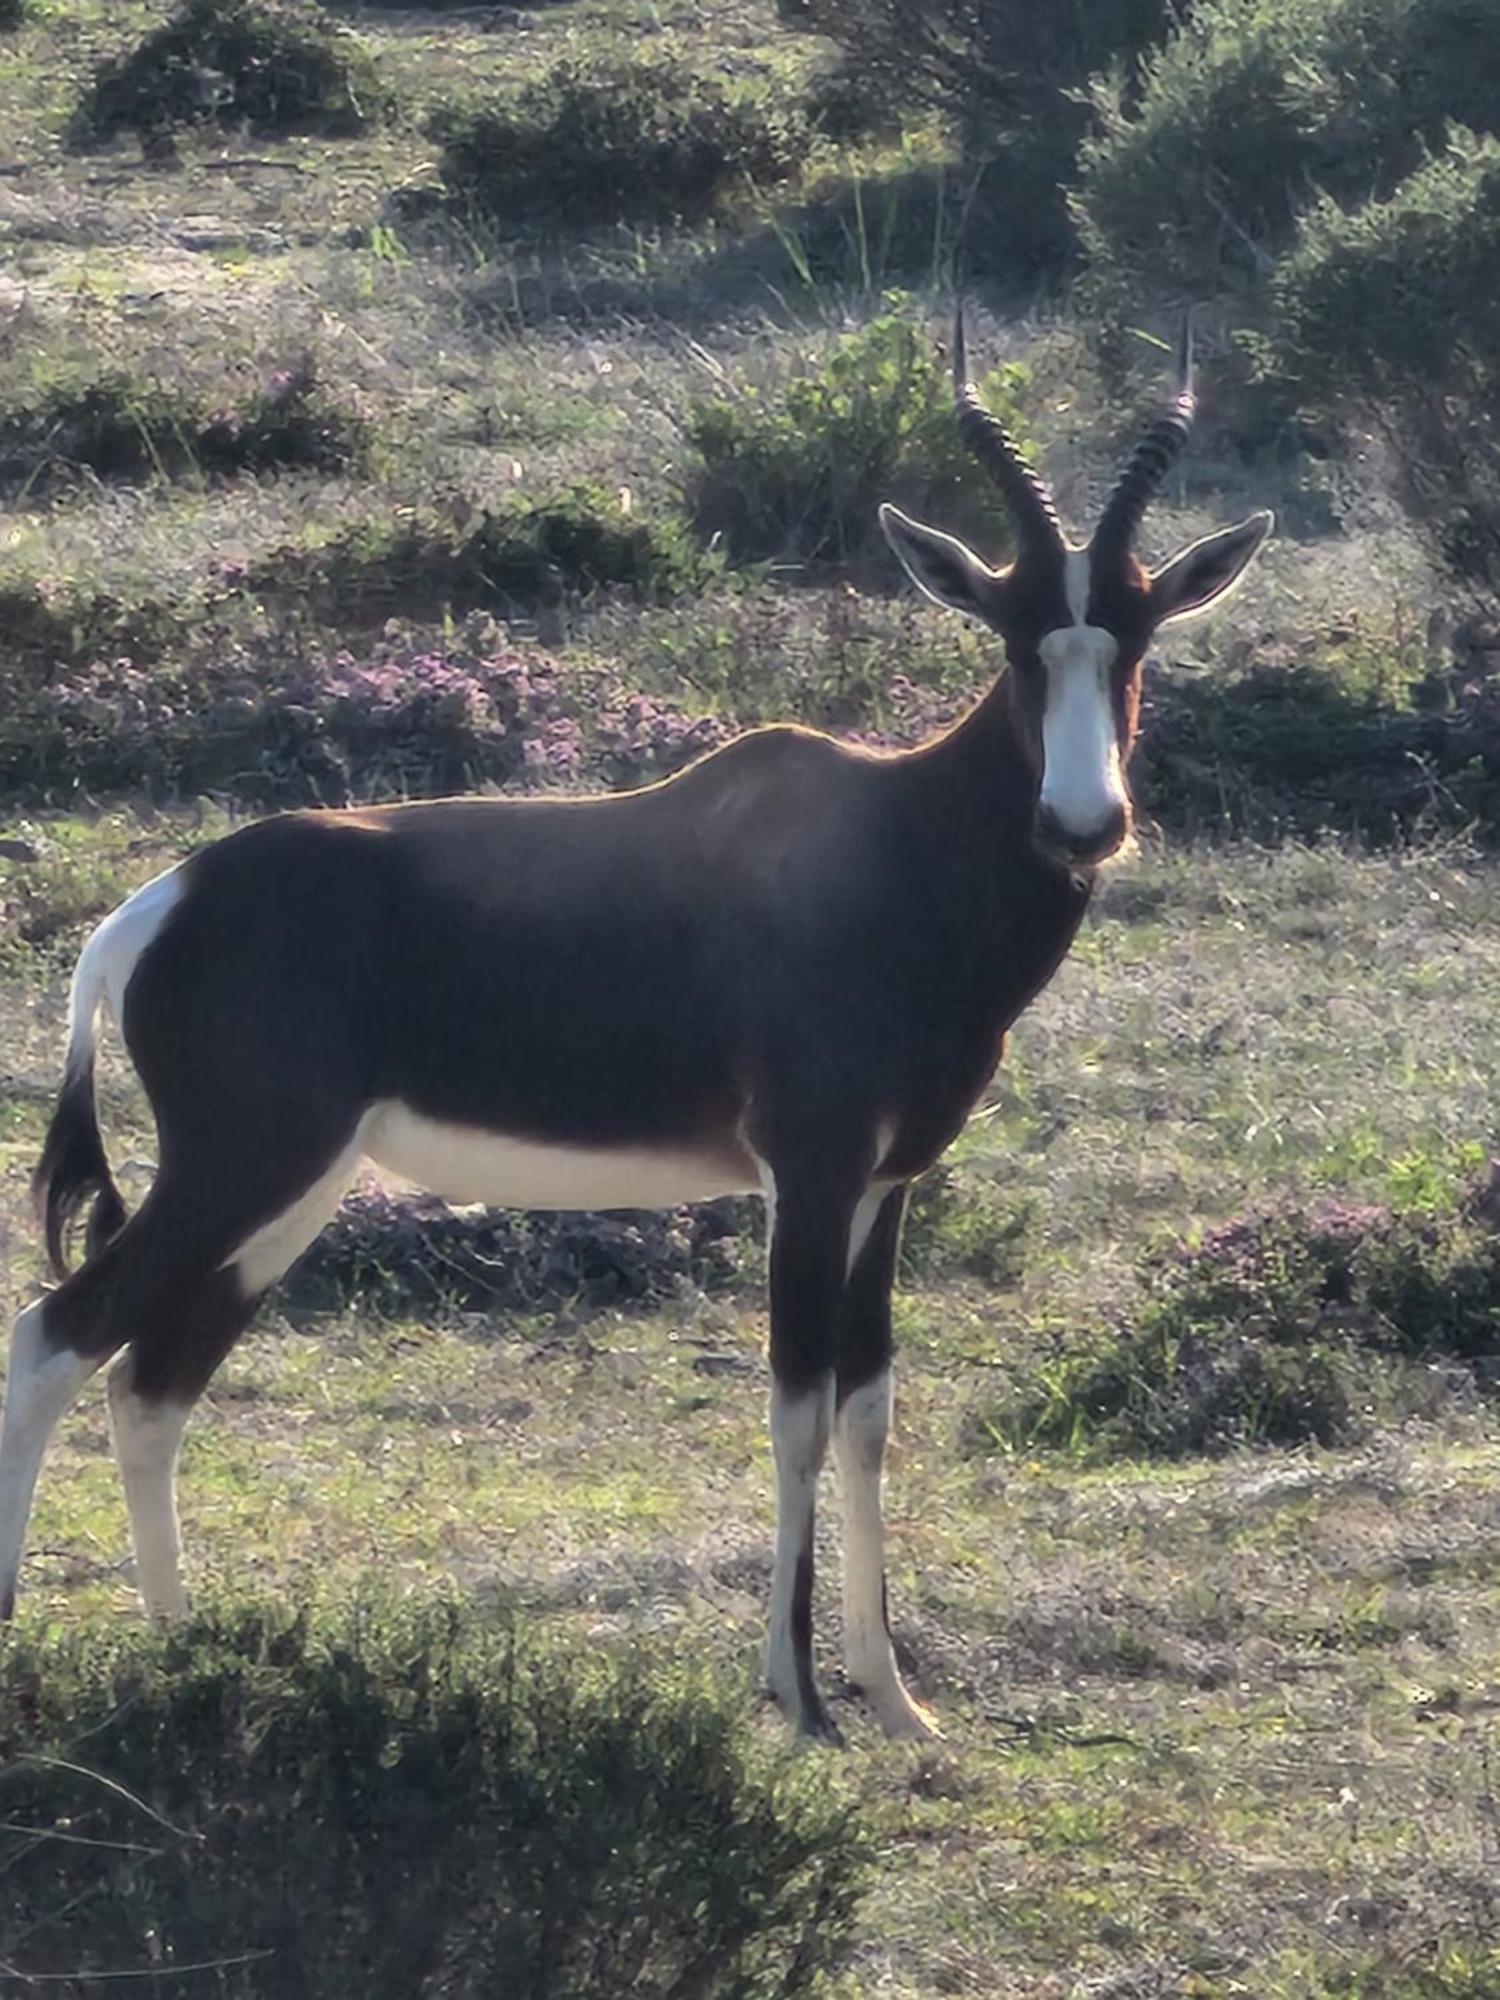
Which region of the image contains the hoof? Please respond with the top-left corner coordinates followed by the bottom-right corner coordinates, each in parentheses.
top-left (799, 1700), bottom-right (846, 1748)
top-left (878, 1695), bottom-right (943, 1741)
top-left (851, 1674), bottom-right (943, 1740)
top-left (766, 1682), bottom-right (846, 1747)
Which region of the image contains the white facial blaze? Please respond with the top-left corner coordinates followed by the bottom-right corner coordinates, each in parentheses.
top-left (1037, 549), bottom-right (1125, 840)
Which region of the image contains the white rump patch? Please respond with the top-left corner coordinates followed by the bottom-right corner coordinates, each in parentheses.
top-left (65, 865), bottom-right (183, 1075)
top-left (1038, 548), bottom-right (1125, 840)
top-left (363, 1103), bottom-right (759, 1212)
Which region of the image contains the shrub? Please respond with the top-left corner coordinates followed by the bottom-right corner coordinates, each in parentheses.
top-left (0, 1599), bottom-right (869, 1996)
top-left (0, 0), bottom-right (27, 30)
top-left (430, 43), bottom-right (815, 229)
top-left (1134, 642), bottom-right (1500, 848)
top-left (283, 1184), bottom-right (757, 1317)
top-left (977, 1175), bottom-right (1500, 1459)
top-left (903, 1167), bottom-right (1034, 1286)
top-left (0, 632), bottom-right (734, 807)
top-left (686, 310), bottom-right (1033, 570)
top-left (73, 0), bottom-right (392, 145)
top-left (0, 359), bottom-right (372, 499)
top-left (1076, 0), bottom-right (1500, 314)
top-left (247, 486), bottom-right (702, 624)
top-left (784, 0), bottom-right (1183, 269)
top-left (0, 486), bottom-right (700, 682)
top-left (1266, 132), bottom-right (1500, 604)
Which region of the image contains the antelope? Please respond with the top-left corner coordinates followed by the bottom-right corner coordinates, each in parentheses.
top-left (2, 311), bottom-right (1269, 1740)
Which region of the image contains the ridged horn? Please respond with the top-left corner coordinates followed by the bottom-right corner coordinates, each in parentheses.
top-left (952, 299), bottom-right (1063, 562)
top-left (1091, 314), bottom-right (1196, 560)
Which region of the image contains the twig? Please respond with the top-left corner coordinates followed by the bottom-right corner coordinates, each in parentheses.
top-left (6, 1758), bottom-right (199, 1842)
top-left (3, 1947), bottom-right (276, 1983)
top-left (984, 1710), bottom-right (1140, 1749)
top-left (0, 1823), bottom-right (163, 1856)
top-left (201, 159), bottom-right (309, 175)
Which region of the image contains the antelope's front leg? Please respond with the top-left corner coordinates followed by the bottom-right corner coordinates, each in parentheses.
top-left (763, 1165), bottom-right (862, 1743)
top-left (835, 1187), bottom-right (941, 1739)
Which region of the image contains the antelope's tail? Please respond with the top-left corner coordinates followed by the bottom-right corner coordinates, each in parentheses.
top-left (33, 921), bottom-right (129, 1280)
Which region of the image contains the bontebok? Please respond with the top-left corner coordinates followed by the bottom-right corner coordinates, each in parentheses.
top-left (5, 309), bottom-right (1270, 1739)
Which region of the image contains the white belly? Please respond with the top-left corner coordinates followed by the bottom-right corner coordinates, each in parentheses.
top-left (362, 1101), bottom-right (758, 1212)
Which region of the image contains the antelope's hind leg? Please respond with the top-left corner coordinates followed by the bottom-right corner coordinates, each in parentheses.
top-left (2, 1138), bottom-right (361, 1624)
top-left (0, 1292), bottom-right (111, 1619)
top-left (103, 1144), bottom-right (362, 1620)
top-left (834, 1185), bottom-right (940, 1739)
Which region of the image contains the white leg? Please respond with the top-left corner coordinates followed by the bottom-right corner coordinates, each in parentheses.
top-left (0, 1301), bottom-right (99, 1618)
top-left (107, 1358), bottom-right (191, 1621)
top-left (834, 1369), bottom-right (940, 1739)
top-left (766, 1375), bottom-right (837, 1739)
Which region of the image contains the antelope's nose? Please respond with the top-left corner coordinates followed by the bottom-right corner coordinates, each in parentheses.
top-left (1035, 802), bottom-right (1129, 868)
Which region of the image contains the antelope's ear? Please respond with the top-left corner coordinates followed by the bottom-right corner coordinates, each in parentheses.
top-left (880, 504), bottom-right (1000, 620)
top-left (1149, 510), bottom-right (1273, 625)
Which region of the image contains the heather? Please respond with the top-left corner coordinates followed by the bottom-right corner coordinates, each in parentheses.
top-left (981, 1176), bottom-right (1500, 1460)
top-left (0, 637), bottom-right (734, 807)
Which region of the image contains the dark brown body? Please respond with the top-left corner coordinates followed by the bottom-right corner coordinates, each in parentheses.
top-left (48, 681), bottom-right (1085, 1408)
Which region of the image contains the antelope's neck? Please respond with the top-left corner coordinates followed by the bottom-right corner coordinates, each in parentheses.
top-left (903, 666), bottom-right (1094, 953)
top-left (912, 669), bottom-right (1038, 847)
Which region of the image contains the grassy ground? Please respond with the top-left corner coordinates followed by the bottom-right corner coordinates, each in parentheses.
top-left (2, 2), bottom-right (1499, 1994)
top-left (6, 830), bottom-right (1500, 1996)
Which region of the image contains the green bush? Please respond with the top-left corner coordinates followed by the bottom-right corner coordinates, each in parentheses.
top-left (73, 0), bottom-right (393, 145)
top-left (686, 310), bottom-right (1032, 569)
top-left (977, 1179), bottom-right (1500, 1460)
top-left (0, 1599), bottom-right (868, 1996)
top-left (1267, 131), bottom-right (1500, 601)
top-left (430, 43), bottom-right (816, 229)
top-left (1077, 0), bottom-right (1500, 310)
top-left (784, 0), bottom-right (1180, 268)
top-left (0, 359), bottom-right (372, 499)
top-left (1135, 644), bottom-right (1500, 848)
top-left (245, 485), bottom-right (703, 622)
top-left (904, 1168), bottom-right (1034, 1287)
top-left (0, 0), bottom-right (27, 31)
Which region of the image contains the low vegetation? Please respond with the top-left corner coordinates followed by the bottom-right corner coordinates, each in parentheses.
top-left (686, 310), bottom-right (1030, 567)
top-left (72, 0), bottom-right (393, 147)
top-left (285, 1185), bottom-right (756, 1317)
top-left (430, 42), bottom-right (818, 229)
top-left (0, 1599), bottom-right (868, 1996)
top-left (0, 629), bottom-right (730, 807)
top-left (0, 358), bottom-right (371, 500)
top-left (983, 1171), bottom-right (1500, 1460)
